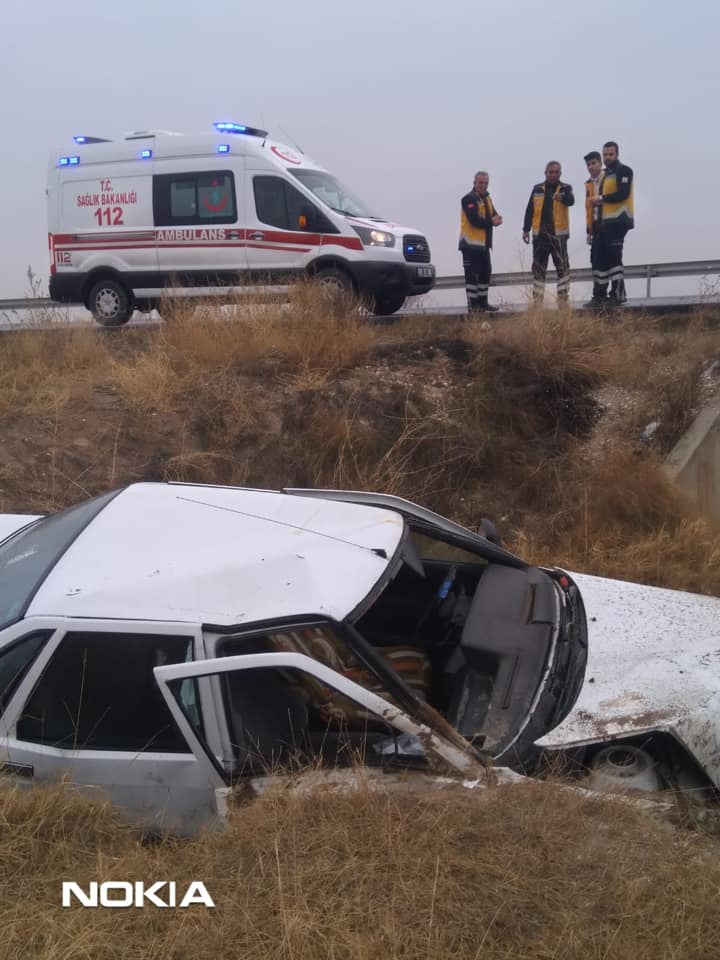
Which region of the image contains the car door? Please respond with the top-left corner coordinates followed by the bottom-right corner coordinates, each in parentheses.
top-left (0, 622), bottom-right (221, 835)
top-left (245, 173), bottom-right (331, 276)
top-left (154, 649), bottom-right (482, 818)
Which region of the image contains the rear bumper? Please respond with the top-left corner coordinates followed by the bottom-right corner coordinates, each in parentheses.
top-left (49, 274), bottom-right (85, 304)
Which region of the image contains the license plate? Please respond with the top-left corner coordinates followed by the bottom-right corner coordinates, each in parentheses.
top-left (416, 266), bottom-right (434, 278)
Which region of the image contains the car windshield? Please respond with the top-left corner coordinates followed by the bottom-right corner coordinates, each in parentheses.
top-left (0, 490), bottom-right (120, 629)
top-left (290, 169), bottom-right (379, 219)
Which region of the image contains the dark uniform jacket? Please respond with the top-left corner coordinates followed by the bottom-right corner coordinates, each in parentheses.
top-left (599, 161), bottom-right (634, 229)
top-left (459, 191), bottom-right (499, 249)
top-left (523, 181), bottom-right (575, 238)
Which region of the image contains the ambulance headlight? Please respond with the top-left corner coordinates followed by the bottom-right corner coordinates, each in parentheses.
top-left (351, 225), bottom-right (396, 247)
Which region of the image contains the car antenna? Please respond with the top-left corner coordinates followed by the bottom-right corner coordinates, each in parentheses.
top-left (175, 496), bottom-right (388, 558)
top-left (278, 124), bottom-right (304, 154)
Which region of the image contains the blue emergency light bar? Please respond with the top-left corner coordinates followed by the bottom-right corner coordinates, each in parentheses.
top-left (214, 121), bottom-right (246, 133)
top-left (73, 135), bottom-right (110, 144)
top-left (213, 121), bottom-right (268, 138)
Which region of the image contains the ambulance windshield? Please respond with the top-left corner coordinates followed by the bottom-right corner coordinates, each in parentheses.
top-left (291, 170), bottom-right (379, 219)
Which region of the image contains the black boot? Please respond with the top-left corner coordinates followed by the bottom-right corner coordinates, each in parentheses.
top-left (609, 279), bottom-right (627, 304)
top-left (478, 296), bottom-right (499, 313)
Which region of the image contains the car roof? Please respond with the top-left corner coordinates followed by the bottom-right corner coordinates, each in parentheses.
top-left (25, 483), bottom-right (403, 627)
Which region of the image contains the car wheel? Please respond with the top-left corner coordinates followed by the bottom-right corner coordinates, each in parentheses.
top-left (314, 267), bottom-right (353, 295)
top-left (88, 278), bottom-right (134, 326)
top-left (372, 294), bottom-right (406, 316)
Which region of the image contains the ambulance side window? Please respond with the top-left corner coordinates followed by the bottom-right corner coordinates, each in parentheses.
top-left (153, 172), bottom-right (237, 226)
top-left (253, 176), bottom-right (337, 233)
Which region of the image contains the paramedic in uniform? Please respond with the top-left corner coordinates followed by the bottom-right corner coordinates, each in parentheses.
top-left (459, 172), bottom-right (503, 314)
top-left (522, 161), bottom-right (575, 306)
top-left (584, 150), bottom-right (606, 306)
top-left (589, 141), bottom-right (635, 305)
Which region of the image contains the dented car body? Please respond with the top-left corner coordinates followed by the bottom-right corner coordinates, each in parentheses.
top-left (0, 482), bottom-right (718, 833)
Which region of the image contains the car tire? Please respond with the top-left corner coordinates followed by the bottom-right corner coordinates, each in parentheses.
top-left (313, 266), bottom-right (354, 295)
top-left (88, 278), bottom-right (134, 326)
top-left (372, 294), bottom-right (406, 317)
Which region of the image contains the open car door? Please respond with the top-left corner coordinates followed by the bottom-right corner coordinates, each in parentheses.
top-left (154, 651), bottom-right (485, 824)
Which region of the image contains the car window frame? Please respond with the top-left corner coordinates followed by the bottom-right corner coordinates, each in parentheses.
top-left (252, 174), bottom-right (339, 233)
top-left (0, 630), bottom-right (53, 719)
top-left (4, 620), bottom-right (207, 757)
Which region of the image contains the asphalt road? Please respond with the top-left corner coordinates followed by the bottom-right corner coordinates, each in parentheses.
top-left (1, 295), bottom-right (718, 333)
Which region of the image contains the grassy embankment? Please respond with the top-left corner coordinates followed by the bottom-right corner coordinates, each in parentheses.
top-left (2, 287), bottom-right (719, 591)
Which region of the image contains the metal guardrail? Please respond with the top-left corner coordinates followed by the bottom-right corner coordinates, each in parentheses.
top-left (1, 259), bottom-right (719, 312)
top-left (435, 259), bottom-right (720, 299)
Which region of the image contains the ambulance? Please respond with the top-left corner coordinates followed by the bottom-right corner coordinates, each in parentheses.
top-left (47, 123), bottom-right (436, 325)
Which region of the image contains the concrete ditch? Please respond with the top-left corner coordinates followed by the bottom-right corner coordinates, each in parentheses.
top-left (665, 399), bottom-right (720, 521)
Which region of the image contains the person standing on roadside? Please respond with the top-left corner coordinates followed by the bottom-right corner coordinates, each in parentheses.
top-left (588, 141), bottom-right (634, 305)
top-left (522, 161), bottom-right (575, 306)
top-left (459, 171), bottom-right (503, 314)
top-left (584, 150), bottom-right (606, 306)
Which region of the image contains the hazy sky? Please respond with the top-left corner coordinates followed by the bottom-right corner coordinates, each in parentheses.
top-left (1, 0), bottom-right (719, 300)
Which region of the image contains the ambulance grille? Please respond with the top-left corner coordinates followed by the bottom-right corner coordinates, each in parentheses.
top-left (403, 235), bottom-right (431, 263)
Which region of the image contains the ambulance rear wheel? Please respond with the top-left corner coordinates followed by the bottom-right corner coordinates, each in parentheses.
top-left (372, 294), bottom-right (406, 316)
top-left (88, 278), bottom-right (134, 326)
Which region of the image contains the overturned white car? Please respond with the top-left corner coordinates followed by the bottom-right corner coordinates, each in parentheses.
top-left (0, 482), bottom-right (718, 833)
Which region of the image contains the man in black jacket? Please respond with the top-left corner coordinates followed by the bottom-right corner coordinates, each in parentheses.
top-left (588, 141), bottom-right (635, 305)
top-left (522, 161), bottom-right (575, 306)
top-left (458, 171), bottom-right (503, 313)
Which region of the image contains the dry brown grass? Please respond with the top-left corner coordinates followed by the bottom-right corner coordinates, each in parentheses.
top-left (2, 779), bottom-right (719, 960)
top-left (0, 327), bottom-right (112, 417)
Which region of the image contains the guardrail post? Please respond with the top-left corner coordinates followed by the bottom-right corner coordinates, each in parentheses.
top-left (646, 265), bottom-right (652, 298)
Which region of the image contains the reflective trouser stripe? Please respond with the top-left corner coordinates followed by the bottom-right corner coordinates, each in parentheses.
top-left (462, 246), bottom-right (492, 309)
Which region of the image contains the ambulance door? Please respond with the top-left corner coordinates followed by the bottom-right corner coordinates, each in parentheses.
top-left (153, 160), bottom-right (247, 294)
top-left (245, 172), bottom-right (326, 278)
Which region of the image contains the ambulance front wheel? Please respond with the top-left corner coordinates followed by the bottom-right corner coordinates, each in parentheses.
top-left (313, 266), bottom-right (355, 303)
top-left (88, 278), bottom-right (134, 326)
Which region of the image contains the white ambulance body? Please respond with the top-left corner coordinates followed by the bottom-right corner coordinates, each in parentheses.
top-left (47, 123), bottom-right (436, 324)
